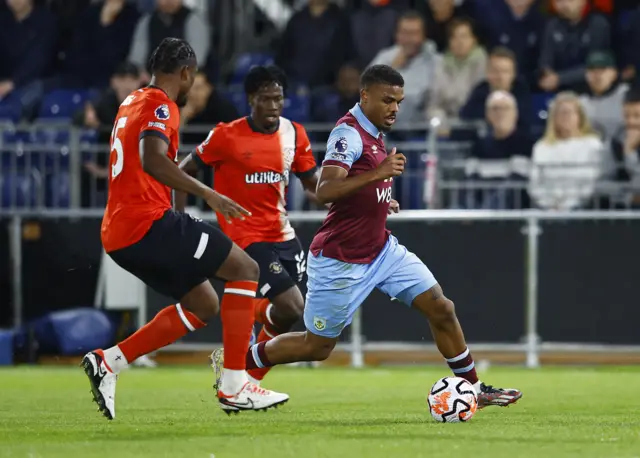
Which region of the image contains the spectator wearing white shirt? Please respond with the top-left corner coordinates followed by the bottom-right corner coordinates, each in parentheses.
top-left (529, 91), bottom-right (606, 210)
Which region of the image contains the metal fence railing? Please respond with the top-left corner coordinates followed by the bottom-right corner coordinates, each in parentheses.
top-left (6, 209), bottom-right (640, 368)
top-left (2, 120), bottom-right (640, 213)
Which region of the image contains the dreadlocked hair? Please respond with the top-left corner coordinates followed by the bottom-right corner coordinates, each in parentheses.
top-left (244, 65), bottom-right (288, 95)
top-left (148, 37), bottom-right (196, 74)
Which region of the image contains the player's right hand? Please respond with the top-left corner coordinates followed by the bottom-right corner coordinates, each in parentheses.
top-left (205, 191), bottom-right (251, 223)
top-left (376, 147), bottom-right (406, 180)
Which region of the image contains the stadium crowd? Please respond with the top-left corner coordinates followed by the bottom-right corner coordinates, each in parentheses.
top-left (3, 0), bottom-right (640, 210)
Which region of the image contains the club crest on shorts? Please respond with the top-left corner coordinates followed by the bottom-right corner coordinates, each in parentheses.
top-left (313, 316), bottom-right (326, 331)
top-left (269, 262), bottom-right (283, 274)
top-left (155, 104), bottom-right (170, 120)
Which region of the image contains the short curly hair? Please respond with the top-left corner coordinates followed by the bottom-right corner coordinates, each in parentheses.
top-left (148, 37), bottom-right (196, 74)
top-left (244, 65), bottom-right (288, 95)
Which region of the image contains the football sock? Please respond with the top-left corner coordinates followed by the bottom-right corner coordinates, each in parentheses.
top-left (246, 341), bottom-right (273, 370)
top-left (220, 280), bottom-right (257, 372)
top-left (247, 326), bottom-right (280, 381)
top-left (115, 304), bottom-right (205, 372)
top-left (219, 369), bottom-right (249, 397)
top-left (445, 347), bottom-right (479, 384)
top-left (254, 298), bottom-right (272, 325)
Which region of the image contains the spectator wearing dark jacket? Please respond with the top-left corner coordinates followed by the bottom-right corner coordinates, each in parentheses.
top-left (538, 0), bottom-right (610, 92)
top-left (414, 0), bottom-right (477, 53)
top-left (460, 47), bottom-right (533, 129)
top-left (464, 91), bottom-right (533, 209)
top-left (479, 0), bottom-right (545, 86)
top-left (69, 0), bottom-right (139, 89)
top-left (277, 0), bottom-right (352, 87)
top-left (0, 0), bottom-right (57, 99)
top-left (351, 0), bottom-right (399, 69)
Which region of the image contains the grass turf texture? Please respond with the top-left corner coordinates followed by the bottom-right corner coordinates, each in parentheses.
top-left (1, 366), bottom-right (639, 458)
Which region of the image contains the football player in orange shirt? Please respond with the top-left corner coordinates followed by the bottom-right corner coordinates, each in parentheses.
top-left (81, 39), bottom-right (288, 420)
top-left (179, 66), bottom-right (319, 387)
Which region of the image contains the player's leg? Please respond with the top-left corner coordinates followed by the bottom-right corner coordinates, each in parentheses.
top-left (243, 251), bottom-right (375, 370)
top-left (243, 240), bottom-right (306, 383)
top-left (376, 237), bottom-right (522, 408)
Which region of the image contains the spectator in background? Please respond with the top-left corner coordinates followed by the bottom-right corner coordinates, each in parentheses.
top-left (427, 18), bottom-right (486, 130)
top-left (461, 47), bottom-right (533, 129)
top-left (180, 71), bottom-right (239, 148)
top-left (0, 0), bottom-right (57, 99)
top-left (73, 62), bottom-right (141, 207)
top-left (414, 0), bottom-right (477, 52)
top-left (128, 0), bottom-right (209, 82)
top-left (608, 88), bottom-right (640, 206)
top-left (579, 51), bottom-right (628, 140)
top-left (351, 0), bottom-right (399, 69)
top-left (538, 0), bottom-right (610, 92)
top-left (464, 91), bottom-right (533, 209)
top-left (529, 91), bottom-right (605, 210)
top-left (69, 0), bottom-right (140, 89)
top-left (276, 0), bottom-right (351, 88)
top-left (311, 63), bottom-right (361, 123)
top-left (369, 10), bottom-right (439, 126)
top-left (622, 6), bottom-right (640, 85)
top-left (480, 0), bottom-right (545, 86)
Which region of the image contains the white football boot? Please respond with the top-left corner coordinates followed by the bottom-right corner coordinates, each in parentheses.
top-left (81, 351), bottom-right (117, 420)
top-left (210, 348), bottom-right (289, 414)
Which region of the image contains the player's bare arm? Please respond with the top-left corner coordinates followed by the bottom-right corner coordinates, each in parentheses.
top-left (141, 137), bottom-right (249, 222)
top-left (315, 147), bottom-right (406, 205)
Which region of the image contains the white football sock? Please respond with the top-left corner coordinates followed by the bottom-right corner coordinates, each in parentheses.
top-left (247, 374), bottom-right (261, 386)
top-left (103, 345), bottom-right (129, 373)
top-left (220, 369), bottom-right (248, 395)
top-left (473, 381), bottom-right (482, 394)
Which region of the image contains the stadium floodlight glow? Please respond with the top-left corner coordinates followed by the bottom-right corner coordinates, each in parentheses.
top-left (429, 117), bottom-right (441, 128)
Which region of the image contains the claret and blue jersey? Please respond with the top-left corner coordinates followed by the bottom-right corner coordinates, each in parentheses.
top-left (303, 104), bottom-right (437, 338)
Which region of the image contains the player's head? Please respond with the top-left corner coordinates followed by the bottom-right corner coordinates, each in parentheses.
top-left (359, 65), bottom-right (405, 133)
top-left (148, 37), bottom-right (197, 107)
top-left (244, 65), bottom-right (287, 131)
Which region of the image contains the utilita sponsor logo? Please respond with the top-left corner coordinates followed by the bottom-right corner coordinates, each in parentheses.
top-left (245, 171), bottom-right (287, 184)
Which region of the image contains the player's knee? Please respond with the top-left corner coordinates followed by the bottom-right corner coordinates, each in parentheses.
top-left (235, 257), bottom-right (260, 283)
top-left (429, 297), bottom-right (456, 324)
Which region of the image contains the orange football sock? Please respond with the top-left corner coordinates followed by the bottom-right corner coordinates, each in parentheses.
top-left (119, 304), bottom-right (205, 363)
top-left (247, 326), bottom-right (280, 381)
top-left (254, 298), bottom-right (272, 324)
top-left (221, 280), bottom-right (258, 370)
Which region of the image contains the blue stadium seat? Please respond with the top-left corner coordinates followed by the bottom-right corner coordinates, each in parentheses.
top-left (0, 170), bottom-right (39, 208)
top-left (230, 53), bottom-right (274, 85)
top-left (0, 92), bottom-right (22, 123)
top-left (310, 86), bottom-right (341, 122)
top-left (38, 89), bottom-right (89, 119)
top-left (220, 85), bottom-right (249, 117)
top-left (283, 86), bottom-right (310, 123)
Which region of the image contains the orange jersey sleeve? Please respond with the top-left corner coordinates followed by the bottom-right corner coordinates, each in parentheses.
top-left (194, 123), bottom-right (229, 167)
top-left (291, 123), bottom-right (317, 178)
top-left (101, 88), bottom-right (181, 252)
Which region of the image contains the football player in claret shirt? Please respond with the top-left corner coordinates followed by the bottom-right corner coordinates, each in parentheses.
top-left (234, 64), bottom-right (523, 409)
top-left (81, 38), bottom-right (288, 420)
top-left (179, 65), bottom-right (319, 387)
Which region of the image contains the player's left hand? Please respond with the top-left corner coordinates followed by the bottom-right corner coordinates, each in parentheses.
top-left (388, 199), bottom-right (400, 214)
top-left (205, 191), bottom-right (251, 223)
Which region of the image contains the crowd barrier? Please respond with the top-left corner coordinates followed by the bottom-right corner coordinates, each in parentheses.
top-left (4, 209), bottom-right (640, 369)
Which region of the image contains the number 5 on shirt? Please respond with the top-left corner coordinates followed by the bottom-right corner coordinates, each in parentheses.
top-left (111, 117), bottom-right (128, 179)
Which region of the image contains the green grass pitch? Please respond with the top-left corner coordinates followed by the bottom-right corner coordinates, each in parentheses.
top-left (1, 365), bottom-right (639, 458)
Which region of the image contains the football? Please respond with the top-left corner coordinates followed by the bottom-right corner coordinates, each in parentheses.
top-left (427, 376), bottom-right (478, 423)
